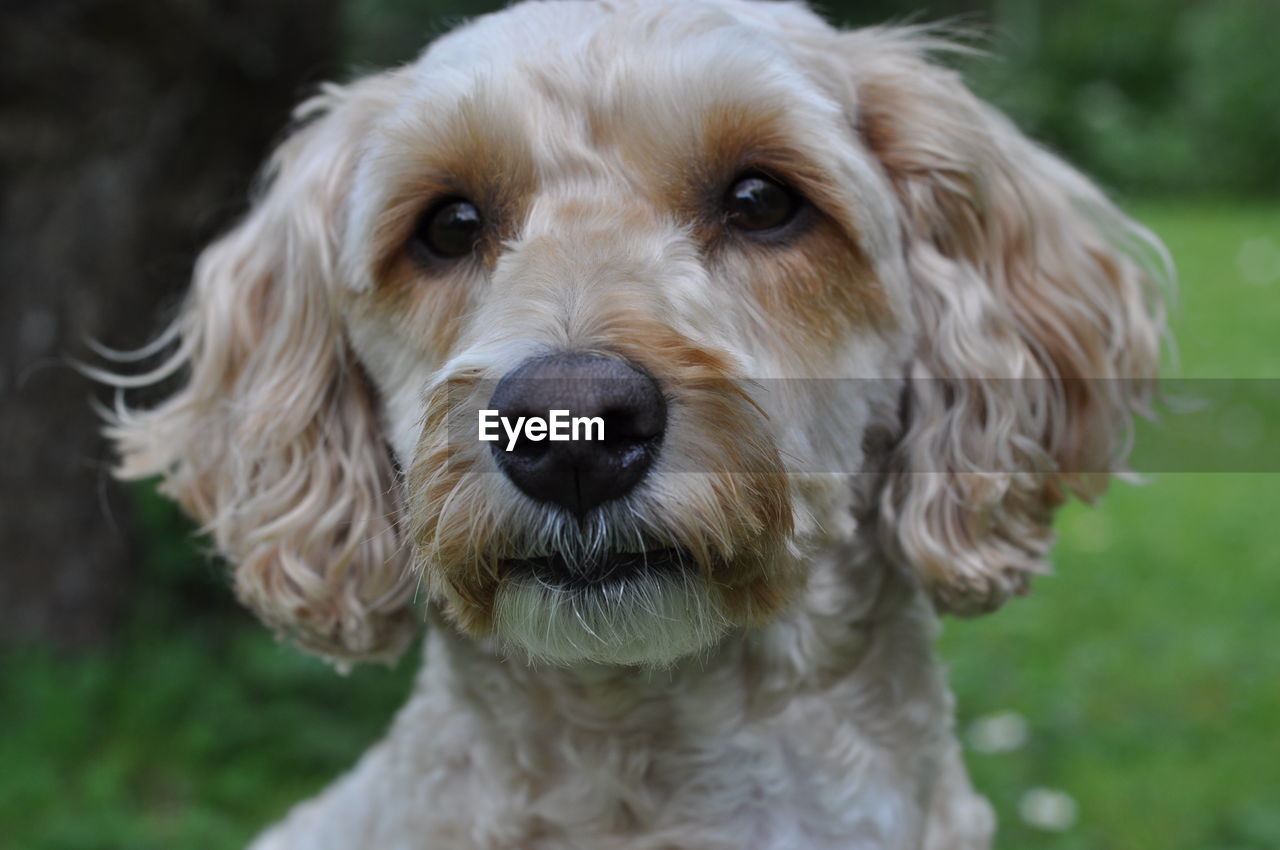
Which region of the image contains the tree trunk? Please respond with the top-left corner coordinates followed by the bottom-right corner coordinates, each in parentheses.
top-left (0, 0), bottom-right (339, 648)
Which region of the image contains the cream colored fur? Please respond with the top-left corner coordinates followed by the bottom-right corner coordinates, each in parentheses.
top-left (102, 1), bottom-right (1170, 847)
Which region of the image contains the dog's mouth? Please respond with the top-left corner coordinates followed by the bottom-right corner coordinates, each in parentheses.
top-left (503, 546), bottom-right (693, 591)
top-left (491, 544), bottom-right (724, 666)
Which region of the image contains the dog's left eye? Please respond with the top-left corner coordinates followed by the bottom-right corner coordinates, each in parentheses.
top-left (413, 197), bottom-right (483, 259)
top-left (723, 173), bottom-right (800, 233)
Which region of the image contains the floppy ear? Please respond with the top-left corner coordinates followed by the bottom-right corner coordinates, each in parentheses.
top-left (107, 77), bottom-right (416, 662)
top-left (844, 30), bottom-right (1169, 615)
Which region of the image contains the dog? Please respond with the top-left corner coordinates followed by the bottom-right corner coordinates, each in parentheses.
top-left (104, 1), bottom-right (1170, 847)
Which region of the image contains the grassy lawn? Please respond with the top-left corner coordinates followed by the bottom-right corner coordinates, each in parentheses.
top-left (2, 202), bottom-right (1277, 849)
top-left (943, 201), bottom-right (1280, 850)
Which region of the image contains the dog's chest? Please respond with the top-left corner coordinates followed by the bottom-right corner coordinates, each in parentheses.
top-left (403, 698), bottom-right (932, 850)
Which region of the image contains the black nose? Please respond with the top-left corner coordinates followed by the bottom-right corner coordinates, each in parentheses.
top-left (487, 353), bottom-right (666, 515)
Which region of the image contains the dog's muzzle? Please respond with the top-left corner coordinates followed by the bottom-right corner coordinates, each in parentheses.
top-left (486, 351), bottom-right (677, 590)
top-left (487, 352), bottom-right (666, 515)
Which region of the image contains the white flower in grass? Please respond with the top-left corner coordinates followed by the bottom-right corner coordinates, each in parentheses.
top-left (967, 710), bottom-right (1029, 754)
top-left (1019, 787), bottom-right (1078, 831)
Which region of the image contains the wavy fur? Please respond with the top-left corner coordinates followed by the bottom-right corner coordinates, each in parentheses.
top-left (99, 3), bottom-right (1169, 847)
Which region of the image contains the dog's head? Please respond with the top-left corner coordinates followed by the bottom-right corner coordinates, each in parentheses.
top-left (109, 0), bottom-right (1167, 666)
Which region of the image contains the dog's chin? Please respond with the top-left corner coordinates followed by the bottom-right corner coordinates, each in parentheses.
top-left (491, 548), bottom-right (730, 668)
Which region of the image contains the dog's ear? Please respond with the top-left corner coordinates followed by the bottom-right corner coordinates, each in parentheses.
top-left (842, 30), bottom-right (1169, 615)
top-left (107, 77), bottom-right (416, 662)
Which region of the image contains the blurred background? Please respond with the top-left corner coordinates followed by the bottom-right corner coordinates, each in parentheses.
top-left (1, 1), bottom-right (1277, 848)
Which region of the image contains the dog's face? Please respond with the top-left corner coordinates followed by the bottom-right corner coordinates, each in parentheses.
top-left (342, 1), bottom-right (911, 665)
top-left (110, 0), bottom-right (1166, 666)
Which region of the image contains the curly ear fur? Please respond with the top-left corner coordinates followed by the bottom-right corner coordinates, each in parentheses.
top-left (106, 78), bottom-right (416, 662)
top-left (846, 30), bottom-right (1170, 615)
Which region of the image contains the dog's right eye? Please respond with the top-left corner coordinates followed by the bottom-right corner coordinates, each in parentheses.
top-left (413, 198), bottom-right (483, 260)
top-left (723, 172), bottom-right (800, 233)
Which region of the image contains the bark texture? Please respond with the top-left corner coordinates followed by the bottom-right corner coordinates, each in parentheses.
top-left (0, 0), bottom-right (339, 647)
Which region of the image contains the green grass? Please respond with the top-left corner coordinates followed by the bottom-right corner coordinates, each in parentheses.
top-left (0, 625), bottom-right (418, 850)
top-left (942, 201), bottom-right (1280, 850)
top-left (0, 489), bottom-right (420, 850)
top-left (3, 202), bottom-right (1277, 849)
